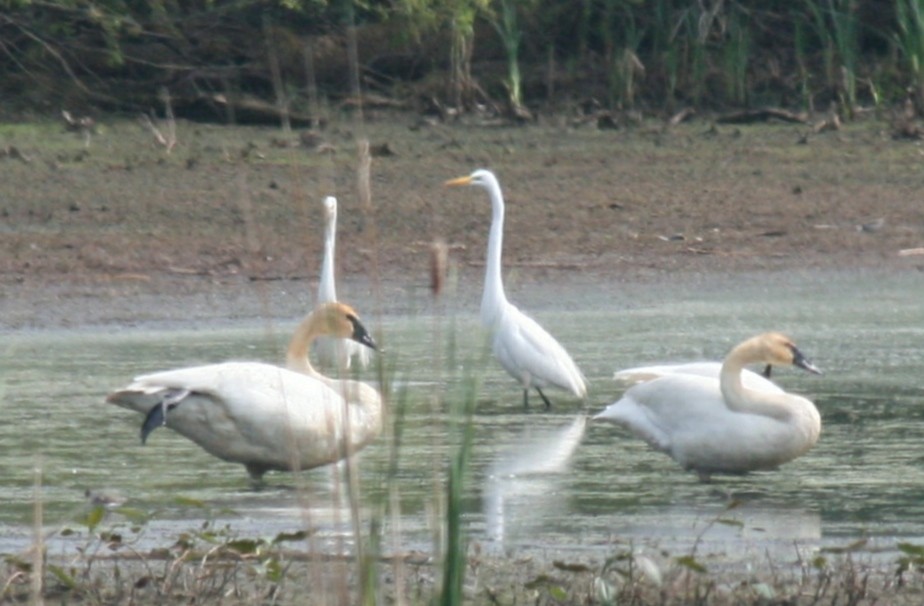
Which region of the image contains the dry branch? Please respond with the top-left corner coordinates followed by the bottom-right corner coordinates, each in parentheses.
top-left (139, 88), bottom-right (177, 153)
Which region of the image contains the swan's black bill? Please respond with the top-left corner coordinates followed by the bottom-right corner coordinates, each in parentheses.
top-left (348, 315), bottom-right (377, 351)
top-left (792, 347), bottom-right (822, 375)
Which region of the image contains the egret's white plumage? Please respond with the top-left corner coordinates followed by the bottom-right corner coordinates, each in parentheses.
top-left (595, 332), bottom-right (822, 481)
top-left (107, 302), bottom-right (381, 482)
top-left (314, 196), bottom-right (371, 370)
top-left (446, 169), bottom-right (586, 408)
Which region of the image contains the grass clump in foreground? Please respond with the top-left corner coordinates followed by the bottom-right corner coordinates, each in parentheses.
top-left (6, 510), bottom-right (924, 605)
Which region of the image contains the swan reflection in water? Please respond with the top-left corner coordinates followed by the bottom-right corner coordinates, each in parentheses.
top-left (617, 497), bottom-right (822, 566)
top-left (483, 416), bottom-right (587, 546)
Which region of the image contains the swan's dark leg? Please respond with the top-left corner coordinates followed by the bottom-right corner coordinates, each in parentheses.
top-left (140, 388), bottom-right (189, 444)
top-left (523, 388), bottom-right (530, 408)
top-left (762, 364), bottom-right (773, 379)
top-left (246, 464), bottom-right (268, 490)
top-left (536, 387), bottom-right (552, 409)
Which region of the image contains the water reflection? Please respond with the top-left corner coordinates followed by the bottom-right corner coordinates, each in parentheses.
top-left (483, 415), bottom-right (586, 547)
top-left (2, 270), bottom-right (924, 567)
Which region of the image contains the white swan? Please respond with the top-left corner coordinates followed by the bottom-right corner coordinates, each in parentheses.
top-left (446, 169), bottom-right (587, 408)
top-left (595, 332), bottom-right (822, 481)
top-left (614, 361), bottom-right (777, 392)
top-left (107, 302), bottom-right (381, 482)
top-left (313, 196), bottom-right (371, 370)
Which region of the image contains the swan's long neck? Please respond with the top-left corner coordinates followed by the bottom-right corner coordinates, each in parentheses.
top-left (719, 343), bottom-right (792, 421)
top-left (481, 179), bottom-right (509, 326)
top-left (318, 214), bottom-right (337, 303)
top-left (285, 311), bottom-right (383, 442)
top-left (286, 314), bottom-right (324, 379)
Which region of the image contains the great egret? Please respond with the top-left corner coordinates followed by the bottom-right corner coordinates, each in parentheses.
top-left (595, 332), bottom-right (822, 481)
top-left (107, 302), bottom-right (381, 482)
top-left (314, 196), bottom-right (371, 370)
top-left (445, 169), bottom-right (587, 408)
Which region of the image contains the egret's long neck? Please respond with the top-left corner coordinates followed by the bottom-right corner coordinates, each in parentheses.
top-left (318, 215), bottom-right (337, 303)
top-left (286, 314), bottom-right (323, 378)
top-left (481, 180), bottom-right (509, 326)
top-left (719, 343), bottom-right (791, 421)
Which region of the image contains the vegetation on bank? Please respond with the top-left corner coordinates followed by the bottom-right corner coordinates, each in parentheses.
top-left (5, 1), bottom-right (924, 123)
top-left (6, 496), bottom-right (924, 604)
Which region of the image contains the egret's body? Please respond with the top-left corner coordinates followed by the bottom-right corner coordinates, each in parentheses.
top-left (314, 196), bottom-right (371, 370)
top-left (446, 169), bottom-right (586, 408)
top-left (596, 332), bottom-right (821, 480)
top-left (107, 303), bottom-right (380, 481)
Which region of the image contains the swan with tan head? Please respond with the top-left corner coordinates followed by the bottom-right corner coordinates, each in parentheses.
top-left (107, 302), bottom-right (381, 482)
top-left (445, 169), bottom-right (587, 408)
top-left (314, 196), bottom-right (371, 370)
top-left (595, 332), bottom-right (822, 481)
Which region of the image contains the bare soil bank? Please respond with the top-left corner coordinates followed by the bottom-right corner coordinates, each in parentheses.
top-left (1, 113), bottom-right (923, 330)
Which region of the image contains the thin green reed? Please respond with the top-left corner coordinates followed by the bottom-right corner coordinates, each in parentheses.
top-left (722, 4), bottom-right (750, 106)
top-left (439, 374), bottom-right (478, 606)
top-left (830, 0), bottom-right (859, 115)
top-left (362, 365), bottom-right (408, 606)
top-left (794, 11), bottom-right (814, 111)
top-left (895, 0), bottom-right (924, 106)
top-left (601, 0), bottom-right (646, 109)
top-left (491, 0), bottom-right (525, 110)
top-left (672, 2), bottom-right (711, 107)
top-left (660, 0), bottom-right (683, 108)
top-left (808, 0), bottom-right (859, 116)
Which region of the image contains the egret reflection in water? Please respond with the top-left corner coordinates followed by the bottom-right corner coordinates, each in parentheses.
top-left (483, 415), bottom-right (586, 546)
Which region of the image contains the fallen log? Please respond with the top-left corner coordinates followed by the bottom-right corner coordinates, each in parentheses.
top-left (716, 108), bottom-right (809, 125)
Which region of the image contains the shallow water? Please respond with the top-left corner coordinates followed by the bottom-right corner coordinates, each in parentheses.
top-left (2, 270), bottom-right (923, 570)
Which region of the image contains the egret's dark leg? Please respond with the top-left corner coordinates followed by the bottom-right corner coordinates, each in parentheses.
top-left (536, 387), bottom-right (552, 409)
top-left (523, 389), bottom-right (530, 409)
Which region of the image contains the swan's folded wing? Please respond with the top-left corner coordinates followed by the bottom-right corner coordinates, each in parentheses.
top-left (111, 362), bottom-right (344, 428)
top-left (614, 361), bottom-right (782, 393)
top-left (596, 374), bottom-right (731, 452)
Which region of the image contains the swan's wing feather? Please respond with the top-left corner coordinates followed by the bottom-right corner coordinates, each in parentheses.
top-left (109, 362), bottom-right (359, 470)
top-left (596, 374), bottom-right (726, 452)
top-left (494, 305), bottom-right (587, 397)
top-left (614, 361), bottom-right (782, 393)
top-left (112, 362), bottom-right (346, 438)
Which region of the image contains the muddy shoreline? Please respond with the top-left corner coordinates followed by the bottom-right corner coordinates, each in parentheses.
top-left (2, 114), bottom-right (923, 333)
top-left (3, 261), bottom-right (920, 333)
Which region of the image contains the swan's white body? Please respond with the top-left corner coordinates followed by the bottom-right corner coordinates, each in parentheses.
top-left (596, 333), bottom-right (821, 480)
top-left (314, 196), bottom-right (371, 370)
top-left (446, 169), bottom-right (586, 408)
top-left (107, 303), bottom-right (381, 481)
top-left (614, 362), bottom-right (779, 392)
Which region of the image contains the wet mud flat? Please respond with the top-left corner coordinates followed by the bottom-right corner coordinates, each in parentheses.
top-left (3, 114), bottom-right (924, 603)
top-left (2, 112), bottom-right (924, 333)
